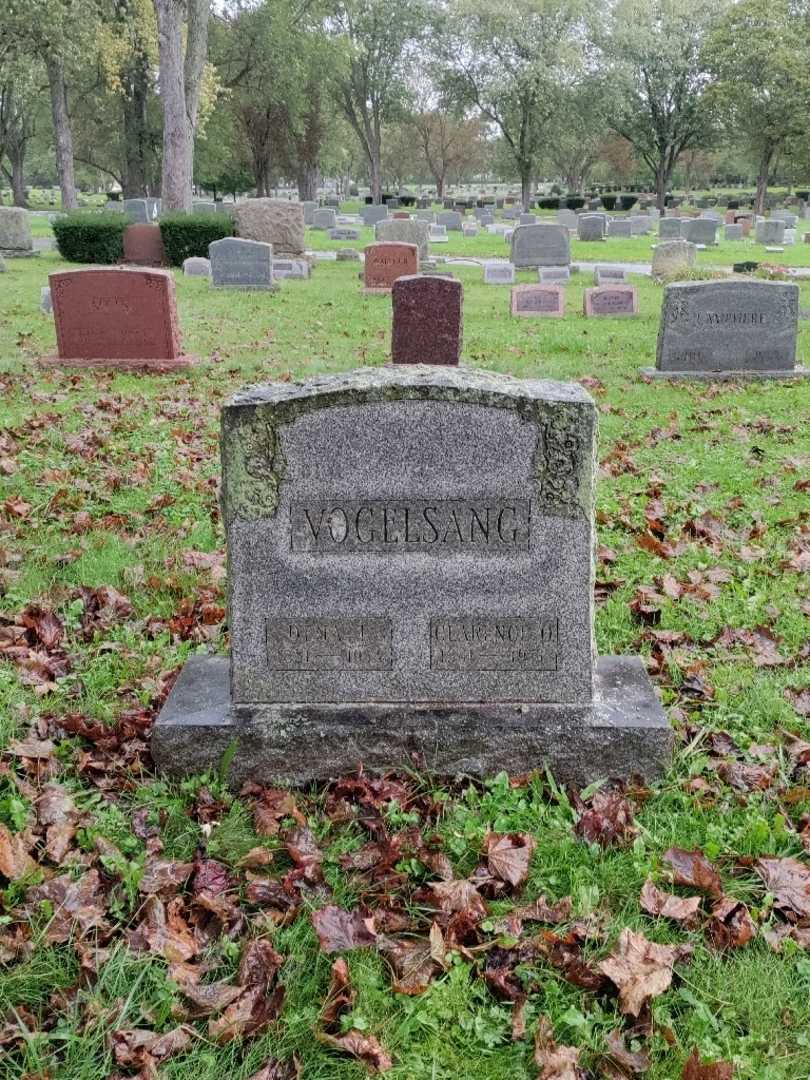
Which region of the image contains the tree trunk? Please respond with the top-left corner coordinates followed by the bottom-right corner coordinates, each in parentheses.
top-left (153, 0), bottom-right (209, 212)
top-left (754, 146), bottom-right (774, 216)
top-left (297, 164), bottom-right (319, 201)
top-left (46, 55), bottom-right (78, 210)
top-left (10, 146), bottom-right (26, 206)
top-left (435, 174), bottom-right (444, 198)
top-left (655, 161), bottom-right (668, 212)
top-left (369, 140), bottom-right (382, 203)
top-left (520, 165), bottom-right (532, 211)
top-left (122, 63), bottom-right (150, 196)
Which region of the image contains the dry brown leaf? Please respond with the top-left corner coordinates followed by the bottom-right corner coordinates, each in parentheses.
top-left (0, 823), bottom-right (35, 881)
top-left (662, 848), bottom-right (723, 898)
top-left (485, 832), bottom-right (536, 888)
top-left (311, 905), bottom-right (377, 953)
top-left (755, 856), bottom-right (810, 918)
top-left (598, 928), bottom-right (690, 1018)
top-left (640, 879), bottom-right (701, 923)
top-left (318, 1030), bottom-right (393, 1072)
top-left (534, 1016), bottom-right (585, 1079)
top-left (682, 1047), bottom-right (734, 1078)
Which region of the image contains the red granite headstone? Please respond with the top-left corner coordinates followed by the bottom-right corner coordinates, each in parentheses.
top-left (363, 242), bottom-right (418, 292)
top-left (583, 285), bottom-right (638, 317)
top-left (735, 215), bottom-right (753, 237)
top-left (510, 284), bottom-right (564, 317)
top-left (123, 223), bottom-right (166, 266)
top-left (392, 211), bottom-right (411, 219)
top-left (43, 267), bottom-right (194, 371)
top-left (724, 210), bottom-right (736, 224)
top-left (391, 274), bottom-right (462, 366)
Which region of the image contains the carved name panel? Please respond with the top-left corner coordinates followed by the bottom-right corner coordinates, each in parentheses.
top-left (290, 499), bottom-right (530, 553)
top-left (267, 617), bottom-right (392, 671)
top-left (657, 280), bottom-right (798, 372)
top-left (430, 616), bottom-right (558, 671)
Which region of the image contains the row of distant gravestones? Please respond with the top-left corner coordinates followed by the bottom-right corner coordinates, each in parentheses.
top-left (38, 247), bottom-right (808, 383)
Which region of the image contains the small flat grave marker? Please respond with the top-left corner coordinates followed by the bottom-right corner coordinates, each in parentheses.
top-left (583, 285), bottom-right (638, 317)
top-left (511, 283), bottom-right (565, 317)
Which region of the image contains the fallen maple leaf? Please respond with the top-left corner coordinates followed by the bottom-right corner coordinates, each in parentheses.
top-left (311, 905), bottom-right (377, 953)
top-left (755, 856), bottom-right (810, 918)
top-left (706, 897), bottom-right (756, 950)
top-left (428, 878), bottom-right (488, 918)
top-left (317, 1030), bottom-right (393, 1072)
top-left (534, 1016), bottom-right (585, 1079)
top-left (246, 1059), bottom-right (301, 1080)
top-left (575, 791), bottom-right (636, 847)
top-left (378, 934), bottom-right (439, 994)
top-left (513, 895), bottom-right (573, 924)
top-left (662, 848), bottom-right (723, 898)
top-left (208, 938), bottom-right (285, 1044)
top-left (604, 1028), bottom-right (650, 1075)
top-left (682, 1047), bottom-right (734, 1078)
top-left (598, 928), bottom-right (690, 1017)
top-left (111, 1026), bottom-right (191, 1070)
top-left (321, 956), bottom-right (354, 1027)
top-left (0, 823), bottom-right (36, 881)
top-left (640, 879), bottom-right (701, 923)
top-left (485, 832), bottom-right (536, 888)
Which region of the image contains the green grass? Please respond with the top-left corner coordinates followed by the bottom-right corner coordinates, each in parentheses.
top-left (0, 247), bottom-right (808, 1079)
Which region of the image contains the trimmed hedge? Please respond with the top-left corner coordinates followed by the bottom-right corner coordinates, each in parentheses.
top-left (565, 196), bottom-right (585, 210)
top-left (159, 212), bottom-right (234, 266)
top-left (52, 210), bottom-right (128, 264)
top-left (601, 195), bottom-right (617, 211)
top-left (619, 194), bottom-right (638, 211)
top-left (537, 196), bottom-right (560, 210)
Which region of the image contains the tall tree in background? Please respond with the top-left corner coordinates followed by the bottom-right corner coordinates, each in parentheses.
top-left (0, 59), bottom-right (40, 205)
top-left (153, 0), bottom-right (210, 210)
top-left (331, 0), bottom-right (424, 202)
top-left (706, 0), bottom-right (810, 215)
top-left (408, 109), bottom-right (488, 196)
top-left (438, 0), bottom-right (582, 209)
top-left (597, 0), bottom-right (721, 210)
top-left (544, 75), bottom-right (609, 192)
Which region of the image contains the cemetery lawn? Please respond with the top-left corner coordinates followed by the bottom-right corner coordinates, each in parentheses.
top-left (0, 250), bottom-right (808, 1080)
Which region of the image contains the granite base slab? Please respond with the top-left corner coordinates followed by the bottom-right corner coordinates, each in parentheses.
top-left (151, 655), bottom-right (673, 786)
top-left (640, 366), bottom-right (809, 381)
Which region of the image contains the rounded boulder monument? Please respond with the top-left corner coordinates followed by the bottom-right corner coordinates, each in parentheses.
top-left (152, 366), bottom-right (672, 786)
top-left (233, 198), bottom-right (305, 255)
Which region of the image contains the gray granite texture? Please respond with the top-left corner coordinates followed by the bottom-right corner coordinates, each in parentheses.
top-left (607, 219), bottom-right (631, 238)
top-left (233, 198), bottom-right (306, 254)
top-left (375, 218), bottom-right (430, 260)
top-left (651, 239), bottom-right (696, 280)
top-left (0, 206), bottom-right (32, 253)
top-left (578, 213), bottom-right (609, 241)
top-left (361, 205), bottom-right (389, 226)
top-left (755, 219), bottom-right (785, 245)
top-left (511, 223), bottom-right (570, 268)
top-left (312, 208), bottom-right (337, 230)
top-left (683, 218), bottom-right (717, 246)
top-left (221, 366), bottom-right (597, 707)
top-left (209, 237), bottom-right (275, 290)
top-left (655, 279), bottom-right (799, 374)
top-left (152, 654), bottom-right (673, 786)
top-left (123, 198), bottom-right (150, 223)
top-left (153, 366), bottom-right (672, 784)
top-left (594, 265), bottom-right (626, 285)
top-left (183, 257), bottom-right (211, 277)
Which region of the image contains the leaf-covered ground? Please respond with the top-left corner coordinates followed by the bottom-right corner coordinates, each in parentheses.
top-left (0, 230), bottom-right (808, 1079)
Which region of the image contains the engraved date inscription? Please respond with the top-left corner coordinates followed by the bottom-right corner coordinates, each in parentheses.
top-left (267, 617), bottom-right (392, 671)
top-left (430, 616), bottom-right (558, 671)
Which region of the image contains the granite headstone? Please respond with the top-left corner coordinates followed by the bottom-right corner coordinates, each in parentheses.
top-left (391, 275), bottom-right (462, 366)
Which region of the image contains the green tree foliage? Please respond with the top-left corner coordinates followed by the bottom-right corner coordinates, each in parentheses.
top-left (706, 0), bottom-right (810, 214)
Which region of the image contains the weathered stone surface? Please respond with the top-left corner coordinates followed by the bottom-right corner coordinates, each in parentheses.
top-left (511, 284), bottom-right (564, 317)
top-left (0, 206), bottom-right (32, 253)
top-left (361, 204), bottom-right (389, 226)
top-left (183, 256), bottom-right (211, 277)
top-left (652, 279), bottom-right (801, 376)
top-left (233, 198), bottom-right (305, 254)
top-left (724, 224), bottom-right (743, 241)
top-left (577, 214), bottom-right (607, 241)
top-left (152, 654), bottom-right (672, 785)
top-left (375, 218), bottom-right (430, 260)
top-left (658, 218), bottom-right (683, 239)
top-left (40, 285), bottom-right (52, 314)
top-left (437, 211), bottom-right (463, 230)
top-left (123, 198), bottom-right (150, 223)
top-left (312, 208), bottom-right (336, 230)
top-left (539, 267), bottom-right (570, 283)
top-left (557, 209), bottom-right (578, 230)
top-left (683, 218), bottom-right (717, 246)
top-left (651, 239), bottom-right (696, 280)
top-left (593, 265), bottom-right (626, 286)
top-left (329, 226), bottom-right (360, 240)
top-left (630, 215), bottom-right (651, 235)
top-left (607, 218), bottom-right (631, 237)
top-left (302, 200), bottom-right (317, 225)
top-left (273, 257), bottom-right (311, 277)
top-left (192, 200), bottom-right (216, 214)
top-left (755, 219), bottom-right (785, 245)
top-left (153, 365), bottom-right (671, 783)
top-left (123, 223), bottom-right (166, 266)
top-left (511, 223), bottom-right (570, 268)
top-left (209, 237), bottom-right (275, 290)
top-left (45, 267), bottom-right (192, 370)
top-left (483, 261), bottom-right (515, 284)
top-left (583, 285), bottom-right (638, 316)
top-left (429, 224), bottom-right (449, 243)
top-left (363, 241), bottom-right (418, 291)
top-left (391, 275), bottom-right (462, 366)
